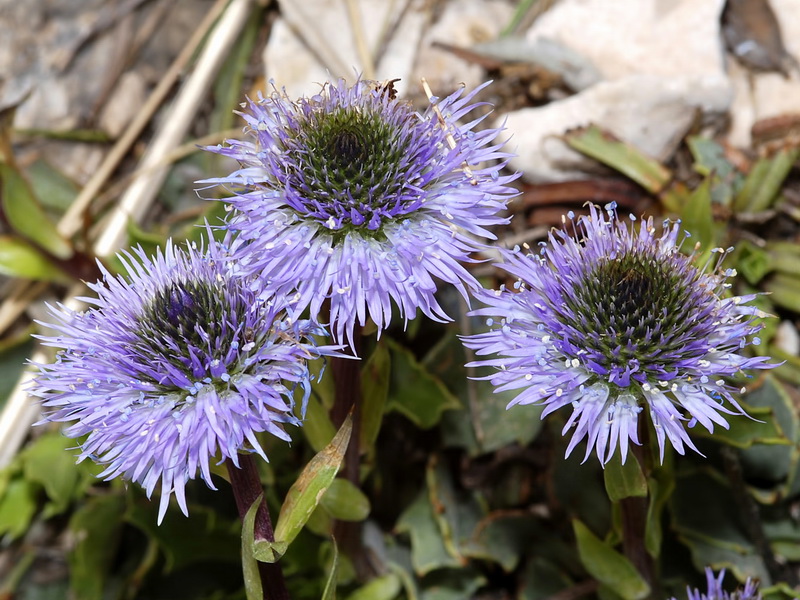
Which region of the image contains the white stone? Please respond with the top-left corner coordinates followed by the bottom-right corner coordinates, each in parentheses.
top-left (502, 74), bottom-right (731, 182)
top-left (499, 0), bottom-right (732, 182)
top-left (526, 0), bottom-right (728, 82)
top-left (727, 0), bottom-right (800, 147)
top-left (774, 320), bottom-right (800, 356)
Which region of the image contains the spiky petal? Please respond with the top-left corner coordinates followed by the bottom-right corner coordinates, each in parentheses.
top-left (672, 568), bottom-right (761, 600)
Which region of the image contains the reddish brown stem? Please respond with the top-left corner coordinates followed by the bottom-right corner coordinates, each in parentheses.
top-left (330, 333), bottom-right (375, 579)
top-left (226, 455), bottom-right (290, 600)
top-left (619, 421), bottom-right (657, 599)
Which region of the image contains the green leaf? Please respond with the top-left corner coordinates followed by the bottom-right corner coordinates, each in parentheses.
top-left (466, 514), bottom-right (542, 573)
top-left (321, 537), bottom-right (339, 600)
top-left (644, 473), bottom-right (674, 558)
top-left (303, 393), bottom-right (338, 453)
top-left (670, 469), bottom-right (770, 582)
top-left (603, 453), bottom-right (647, 502)
top-left (688, 137), bottom-right (736, 181)
top-left (274, 416), bottom-right (352, 546)
top-left (0, 235), bottom-right (69, 282)
top-left (681, 177), bottom-right (715, 249)
top-left (68, 494), bottom-right (125, 600)
top-left (418, 568), bottom-right (486, 600)
top-left (360, 341), bottom-right (390, 453)
top-left (733, 148), bottom-right (799, 213)
top-left (344, 573), bottom-right (401, 600)
top-left (0, 332), bottom-right (34, 409)
top-left (518, 557), bottom-right (574, 600)
top-left (386, 339), bottom-right (460, 429)
top-left (126, 498), bottom-right (240, 571)
top-left (242, 495), bottom-right (263, 600)
top-left (0, 162), bottom-right (72, 259)
top-left (395, 490), bottom-right (461, 575)
top-left (765, 273), bottom-right (800, 313)
top-left (0, 477), bottom-right (38, 539)
top-left (425, 455), bottom-right (483, 565)
top-left (321, 478), bottom-right (370, 522)
top-left (563, 124), bottom-right (672, 194)
top-left (573, 520), bottom-right (650, 600)
top-left (765, 243), bottom-right (800, 282)
top-left (126, 220), bottom-right (166, 256)
top-left (26, 159), bottom-right (79, 212)
top-left (735, 240), bottom-right (772, 285)
top-left (21, 433), bottom-right (79, 516)
top-left (692, 406), bottom-right (788, 451)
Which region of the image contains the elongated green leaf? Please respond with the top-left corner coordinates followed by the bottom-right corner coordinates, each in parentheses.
top-left (0, 162), bottom-right (72, 258)
top-left (563, 124), bottom-right (672, 194)
top-left (682, 177), bottom-right (715, 249)
top-left (0, 235), bottom-right (68, 282)
top-left (0, 332), bottom-right (34, 409)
top-left (734, 148), bottom-right (799, 213)
top-left (644, 472), bottom-right (674, 559)
top-left (274, 416), bottom-right (352, 546)
top-left (360, 341), bottom-right (390, 453)
top-left (573, 520), bottom-right (650, 600)
top-left (321, 537), bottom-right (339, 600)
top-left (242, 494), bottom-right (263, 600)
top-left (27, 159), bottom-right (79, 212)
top-left (603, 453), bottom-right (647, 502)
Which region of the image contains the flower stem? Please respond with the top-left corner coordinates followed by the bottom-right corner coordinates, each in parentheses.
top-left (330, 332), bottom-right (375, 579)
top-left (226, 455), bottom-right (290, 600)
top-left (620, 422), bottom-right (657, 599)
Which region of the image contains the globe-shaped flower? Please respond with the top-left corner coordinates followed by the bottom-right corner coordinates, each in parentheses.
top-left (31, 238), bottom-right (339, 523)
top-left (671, 568), bottom-right (761, 600)
top-left (202, 78), bottom-right (517, 348)
top-left (462, 203), bottom-right (774, 464)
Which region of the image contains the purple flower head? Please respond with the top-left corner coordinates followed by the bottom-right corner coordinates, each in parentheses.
top-left (202, 78), bottom-right (517, 349)
top-left (462, 203), bottom-right (774, 464)
top-left (31, 238), bottom-right (339, 523)
top-left (671, 568), bottom-right (761, 600)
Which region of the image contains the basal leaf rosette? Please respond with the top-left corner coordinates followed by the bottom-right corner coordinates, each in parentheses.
top-left (31, 239), bottom-right (339, 522)
top-left (462, 203), bottom-right (775, 464)
top-left (203, 78), bottom-right (517, 348)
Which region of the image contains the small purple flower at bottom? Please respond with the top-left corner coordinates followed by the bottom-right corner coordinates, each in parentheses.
top-left (31, 238), bottom-right (340, 523)
top-left (201, 78), bottom-right (517, 349)
top-left (672, 568), bottom-right (761, 600)
top-left (462, 203), bottom-right (775, 465)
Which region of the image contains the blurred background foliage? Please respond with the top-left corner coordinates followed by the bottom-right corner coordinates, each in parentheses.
top-left (1, 0), bottom-right (800, 599)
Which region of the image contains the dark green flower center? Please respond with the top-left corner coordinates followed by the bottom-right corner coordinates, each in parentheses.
top-left (283, 104), bottom-right (421, 233)
top-left (562, 252), bottom-right (698, 366)
top-left (329, 128), bottom-right (366, 162)
top-left (134, 279), bottom-right (246, 382)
